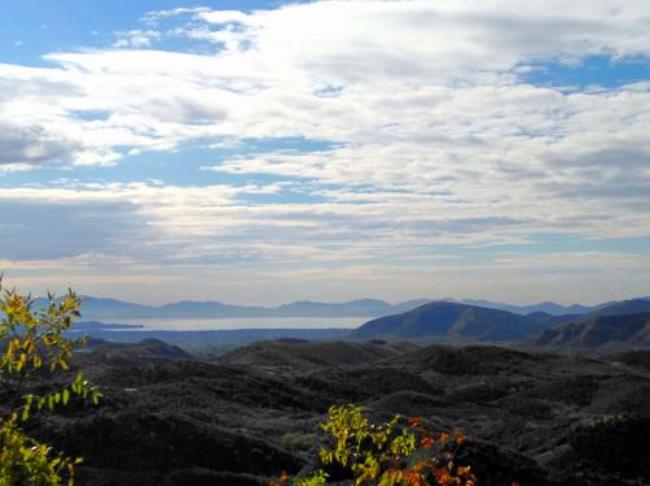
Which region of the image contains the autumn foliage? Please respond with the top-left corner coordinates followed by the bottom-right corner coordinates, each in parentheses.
top-left (0, 280), bottom-right (101, 485)
top-left (272, 404), bottom-right (477, 486)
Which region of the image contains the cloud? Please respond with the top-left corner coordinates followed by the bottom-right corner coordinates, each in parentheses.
top-left (141, 7), bottom-right (210, 25)
top-left (1, 2), bottom-right (649, 176)
top-left (0, 1), bottom-right (649, 302)
top-left (113, 30), bottom-right (161, 48)
top-left (197, 10), bottom-right (250, 25)
top-left (0, 122), bottom-right (82, 166)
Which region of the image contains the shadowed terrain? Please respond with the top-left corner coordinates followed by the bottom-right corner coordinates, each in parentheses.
top-left (533, 312), bottom-right (650, 349)
top-left (9, 337), bottom-right (648, 485)
top-left (219, 339), bottom-right (417, 368)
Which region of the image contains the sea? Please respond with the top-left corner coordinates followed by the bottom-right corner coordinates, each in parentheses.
top-left (91, 316), bottom-right (368, 332)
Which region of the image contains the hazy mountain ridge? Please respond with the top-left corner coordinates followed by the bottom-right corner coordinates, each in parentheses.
top-left (588, 298), bottom-right (650, 317)
top-left (32, 295), bottom-right (649, 319)
top-left (457, 298), bottom-right (614, 316)
top-left (34, 296), bottom-right (405, 319)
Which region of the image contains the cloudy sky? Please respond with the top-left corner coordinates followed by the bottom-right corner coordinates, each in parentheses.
top-left (0, 0), bottom-right (649, 305)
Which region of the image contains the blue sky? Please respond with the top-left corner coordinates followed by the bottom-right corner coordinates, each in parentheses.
top-left (0, 1), bottom-right (649, 305)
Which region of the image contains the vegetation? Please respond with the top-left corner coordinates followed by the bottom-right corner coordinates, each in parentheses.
top-left (0, 280), bottom-right (101, 485)
top-left (273, 404), bottom-right (476, 486)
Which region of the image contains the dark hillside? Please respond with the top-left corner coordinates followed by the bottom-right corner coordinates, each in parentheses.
top-left (218, 339), bottom-right (416, 368)
top-left (17, 339), bottom-right (650, 485)
top-left (606, 350), bottom-right (650, 371)
top-left (533, 312), bottom-right (650, 349)
top-left (82, 338), bottom-right (193, 363)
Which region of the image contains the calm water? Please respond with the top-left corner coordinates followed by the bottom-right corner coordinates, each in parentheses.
top-left (95, 316), bottom-right (369, 331)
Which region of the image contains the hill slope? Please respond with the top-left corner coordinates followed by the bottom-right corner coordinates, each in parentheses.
top-left (82, 338), bottom-right (193, 363)
top-left (218, 339), bottom-right (416, 368)
top-left (40, 341), bottom-right (650, 485)
top-left (589, 299), bottom-right (650, 317)
top-left (351, 302), bottom-right (551, 341)
top-left (533, 312), bottom-right (650, 349)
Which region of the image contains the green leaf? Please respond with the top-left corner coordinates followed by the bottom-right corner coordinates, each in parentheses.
top-left (91, 390), bottom-right (103, 406)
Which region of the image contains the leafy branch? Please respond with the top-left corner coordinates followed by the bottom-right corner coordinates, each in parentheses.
top-left (273, 404), bottom-right (477, 486)
top-left (0, 278), bottom-right (102, 484)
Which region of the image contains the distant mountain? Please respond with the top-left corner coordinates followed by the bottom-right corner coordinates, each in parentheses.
top-left (31, 294), bottom-right (649, 321)
top-left (589, 299), bottom-right (650, 317)
top-left (516, 299), bottom-right (650, 332)
top-left (158, 301), bottom-right (270, 318)
top-left (72, 321), bottom-right (143, 331)
top-left (33, 296), bottom-right (158, 318)
top-left (42, 296), bottom-right (432, 319)
top-left (533, 311), bottom-right (650, 349)
top-left (351, 302), bottom-right (554, 342)
top-left (389, 299), bottom-right (433, 314)
top-left (455, 298), bottom-right (612, 316)
top-left (275, 299), bottom-right (392, 317)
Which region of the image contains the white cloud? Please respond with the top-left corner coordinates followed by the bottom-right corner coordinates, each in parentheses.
top-left (2, 1), bottom-right (650, 175)
top-left (141, 7), bottom-right (210, 25)
top-left (197, 10), bottom-right (250, 25)
top-left (0, 0), bottom-right (649, 302)
top-left (113, 30), bottom-right (161, 48)
top-left (0, 162), bottom-right (32, 173)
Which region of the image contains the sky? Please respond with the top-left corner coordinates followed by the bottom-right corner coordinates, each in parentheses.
top-left (0, 0), bottom-right (649, 306)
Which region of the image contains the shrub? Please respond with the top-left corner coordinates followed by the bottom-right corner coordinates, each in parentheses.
top-left (272, 404), bottom-right (477, 486)
top-left (0, 280), bottom-right (101, 485)
top-left (0, 412), bottom-right (81, 485)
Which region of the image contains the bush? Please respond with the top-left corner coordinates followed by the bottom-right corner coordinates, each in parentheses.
top-left (0, 413), bottom-right (81, 485)
top-left (0, 280), bottom-right (101, 485)
top-left (272, 404), bottom-right (476, 486)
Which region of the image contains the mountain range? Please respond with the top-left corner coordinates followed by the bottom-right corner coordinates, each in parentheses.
top-left (60, 297), bottom-right (650, 353)
top-left (32, 295), bottom-right (649, 319)
top-left (353, 298), bottom-right (650, 349)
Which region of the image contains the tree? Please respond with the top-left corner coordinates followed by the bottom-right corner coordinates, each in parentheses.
top-left (272, 404), bottom-right (477, 486)
top-left (0, 279), bottom-right (101, 485)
